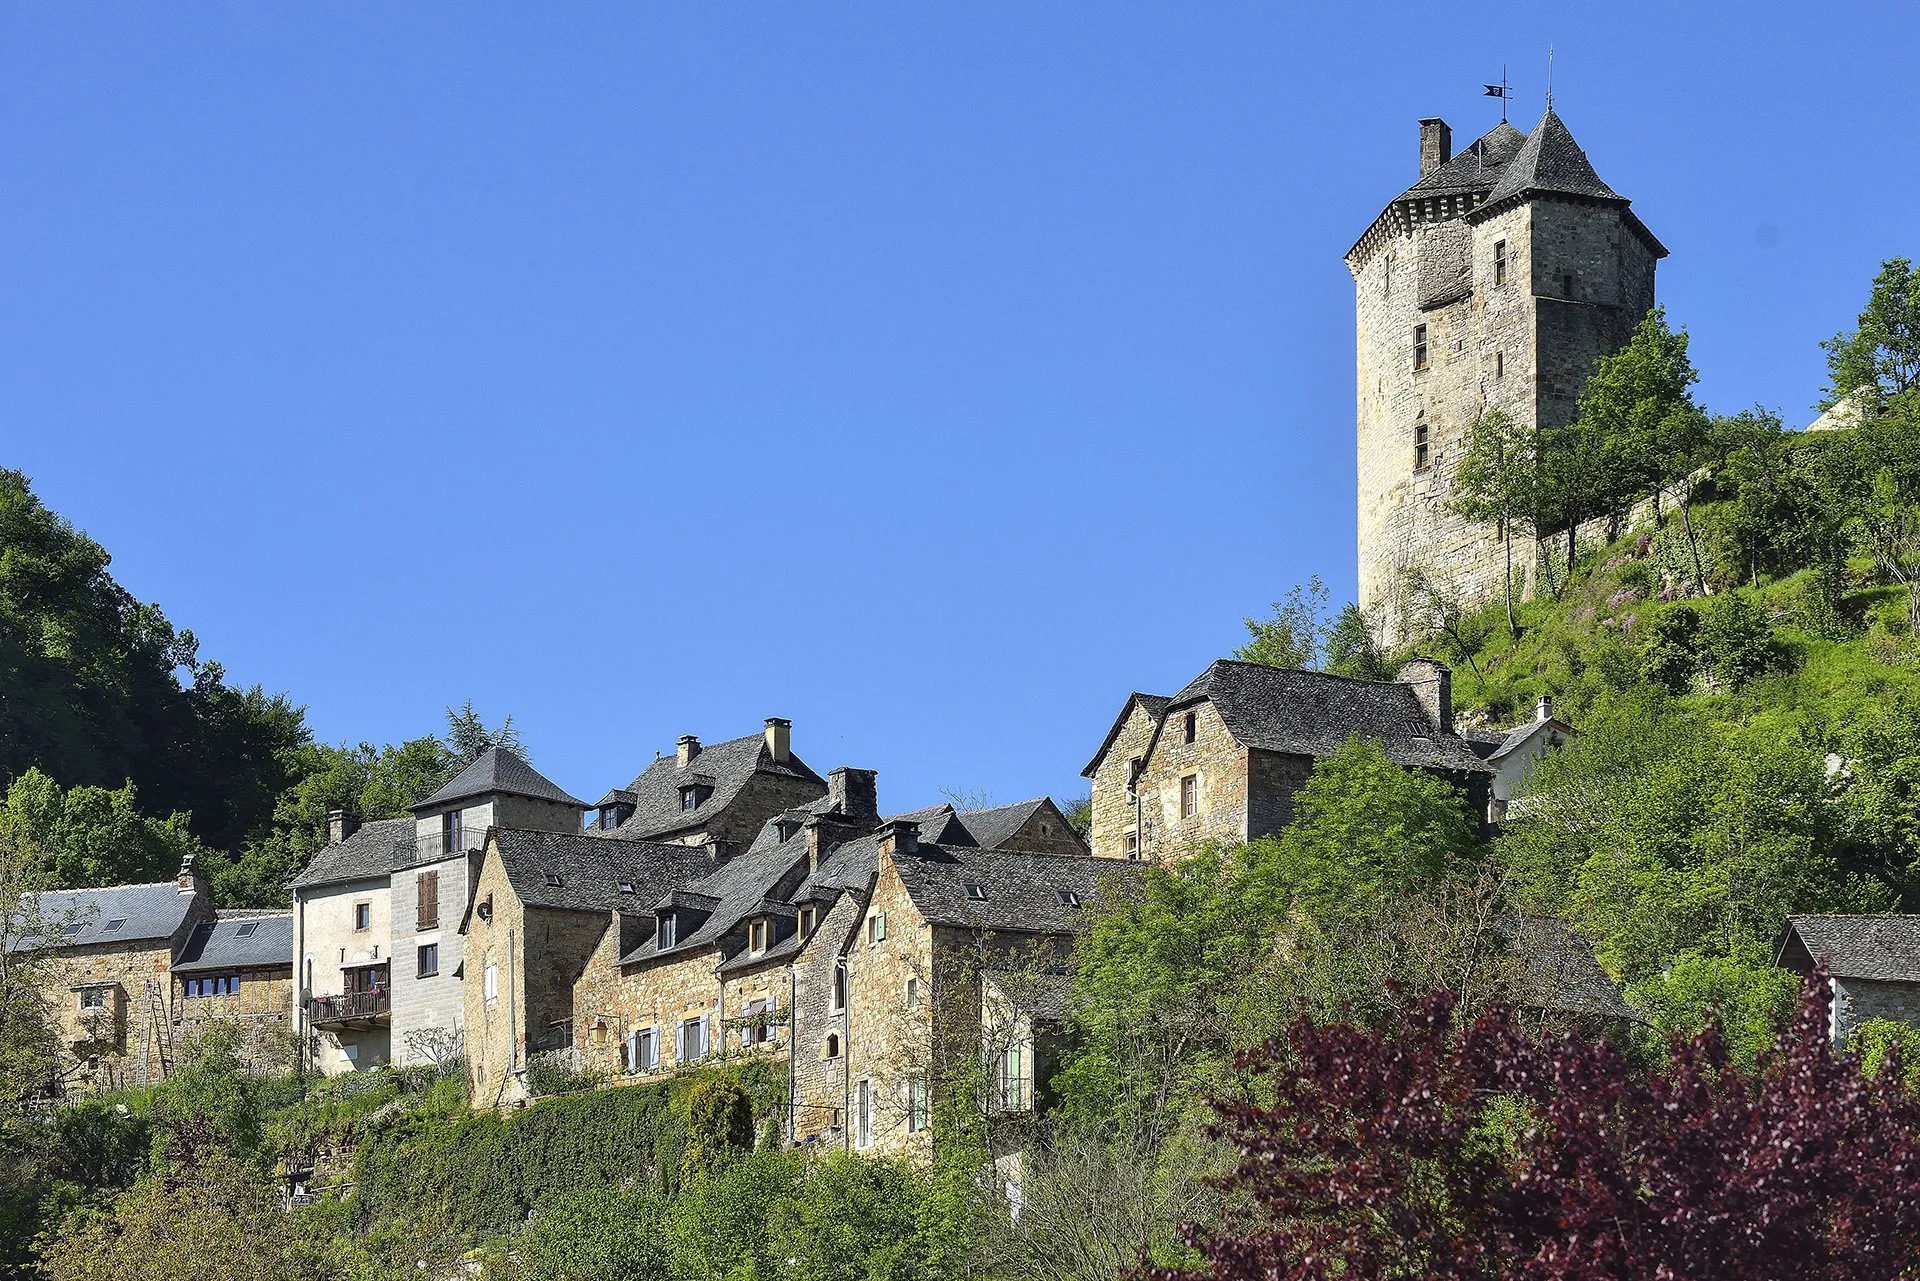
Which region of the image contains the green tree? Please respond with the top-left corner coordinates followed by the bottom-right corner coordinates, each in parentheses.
top-left (1273, 737), bottom-right (1479, 920)
top-left (514, 1186), bottom-right (669, 1281)
top-left (443, 700), bottom-right (527, 768)
top-left (1235, 576), bottom-right (1330, 669)
top-left (0, 768), bottom-right (210, 890)
top-left (1853, 467), bottom-right (1920, 635)
top-left (0, 816), bottom-right (59, 1173)
top-left (664, 1146), bottom-right (799, 1281)
top-left (1446, 409), bottom-right (1538, 636)
top-left (1323, 603), bottom-right (1389, 680)
top-left (1823, 256), bottom-right (1920, 415)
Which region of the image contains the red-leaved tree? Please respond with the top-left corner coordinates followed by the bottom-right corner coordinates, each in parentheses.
top-left (1147, 970), bottom-right (1920, 1280)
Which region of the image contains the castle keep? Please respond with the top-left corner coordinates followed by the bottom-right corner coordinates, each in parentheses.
top-left (1348, 108), bottom-right (1666, 640)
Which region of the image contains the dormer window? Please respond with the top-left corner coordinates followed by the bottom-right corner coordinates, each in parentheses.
top-left (749, 919), bottom-right (768, 954)
top-left (679, 785), bottom-right (710, 813)
top-left (965, 883), bottom-right (987, 902)
top-left (658, 912), bottom-right (676, 948)
top-left (1183, 711), bottom-right (1197, 744)
top-left (775, 819), bottom-right (800, 843)
top-left (799, 906), bottom-right (817, 938)
top-left (618, 880), bottom-right (637, 895)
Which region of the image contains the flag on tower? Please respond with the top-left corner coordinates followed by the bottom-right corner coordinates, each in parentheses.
top-left (1484, 83), bottom-right (1511, 99)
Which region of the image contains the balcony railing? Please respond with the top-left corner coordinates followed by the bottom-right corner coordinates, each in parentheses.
top-left (308, 989), bottom-right (390, 1026)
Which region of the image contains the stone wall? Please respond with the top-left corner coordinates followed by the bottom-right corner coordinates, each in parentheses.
top-left (994, 803), bottom-right (1090, 858)
top-left (1245, 750), bottom-right (1316, 841)
top-left (844, 848), bottom-right (935, 1159)
top-left (1132, 700), bottom-right (1249, 860)
top-left (1831, 976), bottom-right (1920, 1046)
top-left (1087, 701), bottom-right (1161, 860)
top-left (49, 941), bottom-right (183, 1092)
top-left (389, 855), bottom-right (466, 1068)
top-left (462, 849), bottom-right (526, 1103)
top-left (1353, 192), bottom-right (1659, 645)
top-left (789, 893), bottom-right (864, 1146)
top-left (172, 967), bottom-right (296, 1075)
top-left (573, 938), bottom-right (727, 1077)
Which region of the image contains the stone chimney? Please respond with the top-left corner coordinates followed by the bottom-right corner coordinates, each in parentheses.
top-left (1536, 695), bottom-right (1554, 724)
top-left (804, 812), bottom-right (864, 873)
top-left (176, 852), bottom-right (210, 899)
top-left (1396, 657), bottom-right (1454, 735)
top-left (827, 767), bottom-right (878, 821)
top-left (677, 735), bottom-right (701, 767)
top-left (327, 809), bottom-right (362, 844)
top-left (874, 818), bottom-right (921, 861)
top-left (763, 717), bottom-right (791, 763)
top-left (705, 837), bottom-right (735, 865)
top-left (1419, 118), bottom-right (1452, 177)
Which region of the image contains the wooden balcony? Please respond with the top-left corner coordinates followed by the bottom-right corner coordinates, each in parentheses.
top-left (308, 989), bottom-right (390, 1028)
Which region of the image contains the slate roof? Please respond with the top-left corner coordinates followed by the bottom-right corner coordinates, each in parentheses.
top-left (288, 818), bottom-right (415, 892)
top-left (21, 882), bottom-right (197, 951)
top-left (890, 845), bottom-right (1138, 934)
top-left (619, 835), bottom-right (811, 965)
top-left (1150, 660), bottom-right (1492, 774)
top-left (488, 829), bottom-right (715, 916)
top-left (984, 967), bottom-right (1076, 1024)
top-left (1481, 109), bottom-right (1621, 208)
top-left (1393, 120), bottom-right (1528, 205)
top-left (1502, 916), bottom-right (1636, 1022)
top-left (600, 733), bottom-right (826, 842)
top-left (411, 747), bottom-right (586, 813)
top-left (173, 913), bottom-right (294, 974)
top-left (1781, 916), bottom-right (1920, 983)
top-left (1082, 692), bottom-right (1172, 778)
top-left (958, 800), bottom-right (1048, 851)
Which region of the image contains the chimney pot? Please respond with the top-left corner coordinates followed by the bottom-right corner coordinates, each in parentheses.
top-left (827, 767), bottom-right (879, 821)
top-left (1418, 117), bottom-right (1453, 178)
top-left (677, 735), bottom-right (701, 767)
top-left (764, 717), bottom-right (792, 763)
top-left (327, 809), bottom-right (362, 844)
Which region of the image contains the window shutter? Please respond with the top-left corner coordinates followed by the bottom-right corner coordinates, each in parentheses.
top-left (417, 871), bottom-right (440, 930)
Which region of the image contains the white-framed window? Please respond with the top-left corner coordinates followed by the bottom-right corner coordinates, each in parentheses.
top-left (483, 962), bottom-right (499, 1006)
top-left (907, 1075), bottom-right (929, 1133)
top-left (417, 943), bottom-right (439, 978)
top-left (679, 1016), bottom-right (710, 1064)
top-left (1124, 831), bottom-right (1140, 859)
top-left (1180, 774), bottom-right (1198, 819)
top-left (185, 976), bottom-right (238, 998)
top-left (748, 919), bottom-right (767, 954)
top-left (628, 1026), bottom-right (659, 1073)
top-left (854, 1078), bottom-right (873, 1149)
top-left (78, 986), bottom-right (110, 1010)
top-left (659, 913), bottom-right (677, 948)
top-left (741, 997), bottom-right (773, 1046)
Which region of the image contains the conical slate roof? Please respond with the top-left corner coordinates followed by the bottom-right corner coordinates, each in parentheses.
top-left (1481, 108), bottom-right (1622, 208)
top-left (409, 746), bottom-right (586, 812)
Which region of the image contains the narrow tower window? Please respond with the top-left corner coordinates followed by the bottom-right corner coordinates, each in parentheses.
top-left (1414, 414), bottom-right (1431, 472)
top-left (1412, 325), bottom-right (1429, 372)
top-left (1182, 711), bottom-right (1197, 744)
top-left (1495, 351), bottom-right (1505, 378)
top-left (1493, 240), bottom-right (1508, 286)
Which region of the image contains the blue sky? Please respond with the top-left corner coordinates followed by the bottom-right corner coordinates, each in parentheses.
top-left (4, 3), bottom-right (1916, 815)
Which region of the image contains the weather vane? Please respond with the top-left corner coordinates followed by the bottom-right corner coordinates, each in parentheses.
top-left (1483, 65), bottom-right (1512, 122)
top-left (1546, 45), bottom-right (1556, 109)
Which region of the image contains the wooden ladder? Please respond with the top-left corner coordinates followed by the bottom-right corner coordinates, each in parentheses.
top-left (144, 978), bottom-right (174, 1082)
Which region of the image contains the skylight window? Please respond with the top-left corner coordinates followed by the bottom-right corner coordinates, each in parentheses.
top-left (545, 873), bottom-right (564, 888)
top-left (103, 919), bottom-right (126, 933)
top-left (964, 883), bottom-right (987, 902)
top-left (62, 923), bottom-right (85, 937)
top-left (1057, 889), bottom-right (1081, 908)
top-left (618, 881), bottom-right (637, 895)
top-left (235, 922), bottom-right (258, 938)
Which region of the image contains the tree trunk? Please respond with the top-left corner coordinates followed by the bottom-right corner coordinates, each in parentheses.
top-left (1566, 523), bottom-right (1577, 579)
top-left (1678, 477), bottom-right (1708, 594)
top-left (1503, 527), bottom-right (1517, 639)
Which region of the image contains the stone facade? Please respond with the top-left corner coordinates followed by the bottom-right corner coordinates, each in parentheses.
top-left (843, 842), bottom-right (936, 1158)
top-left (49, 940), bottom-right (187, 1091)
top-left (1830, 976), bottom-right (1920, 1047)
top-left (462, 848), bottom-right (530, 1103)
top-left (1351, 114), bottom-right (1663, 644)
top-left (1133, 700), bottom-right (1252, 853)
top-left (1085, 697), bottom-right (1166, 860)
top-left (172, 967), bottom-right (296, 1075)
top-left (789, 892), bottom-right (865, 1145)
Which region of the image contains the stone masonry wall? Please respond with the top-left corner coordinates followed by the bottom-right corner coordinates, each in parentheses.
top-left (574, 941), bottom-right (728, 1077)
top-left (996, 805), bottom-right (1090, 858)
top-left (789, 893), bottom-right (863, 1145)
top-left (1354, 194), bottom-right (1658, 645)
top-left (1832, 976), bottom-right (1920, 1047)
top-left (1087, 702), bottom-right (1160, 860)
top-left (50, 941), bottom-right (182, 1092)
top-left (1133, 700), bottom-right (1249, 860)
top-left (173, 968), bottom-right (295, 1075)
top-left (463, 850), bottom-right (527, 1103)
top-left (1245, 750), bottom-right (1316, 842)
top-left (845, 849), bottom-right (934, 1159)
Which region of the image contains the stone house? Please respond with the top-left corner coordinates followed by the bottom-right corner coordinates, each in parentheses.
top-left (1778, 916), bottom-right (1920, 1046)
top-left (1348, 109), bottom-right (1666, 643)
top-left (1463, 695), bottom-right (1578, 821)
top-left (24, 855), bottom-right (294, 1093)
top-left (289, 746), bottom-right (586, 1076)
top-left (461, 828), bottom-right (716, 1104)
top-left (592, 719), bottom-right (829, 846)
top-left (1083, 657), bottom-right (1491, 862)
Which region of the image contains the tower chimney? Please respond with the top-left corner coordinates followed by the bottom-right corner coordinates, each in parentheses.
top-left (763, 717), bottom-right (791, 763)
top-left (176, 852), bottom-right (209, 899)
top-left (827, 767), bottom-right (878, 821)
top-left (1418, 118), bottom-right (1452, 177)
top-left (874, 819), bottom-right (921, 861)
top-left (327, 809), bottom-right (362, 844)
top-left (1396, 657), bottom-right (1455, 736)
top-left (1536, 695), bottom-right (1554, 724)
top-left (677, 735), bottom-right (701, 767)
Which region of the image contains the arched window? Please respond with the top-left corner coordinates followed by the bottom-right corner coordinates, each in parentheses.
top-left (824, 1034), bottom-right (841, 1059)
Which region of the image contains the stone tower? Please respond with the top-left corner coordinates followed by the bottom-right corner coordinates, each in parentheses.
top-left (1347, 108), bottom-right (1666, 642)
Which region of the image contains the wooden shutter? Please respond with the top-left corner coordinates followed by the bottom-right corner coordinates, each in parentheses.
top-left (417, 870), bottom-right (440, 930)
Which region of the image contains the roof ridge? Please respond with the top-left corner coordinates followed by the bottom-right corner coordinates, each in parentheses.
top-left (1203, 658), bottom-right (1414, 689)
